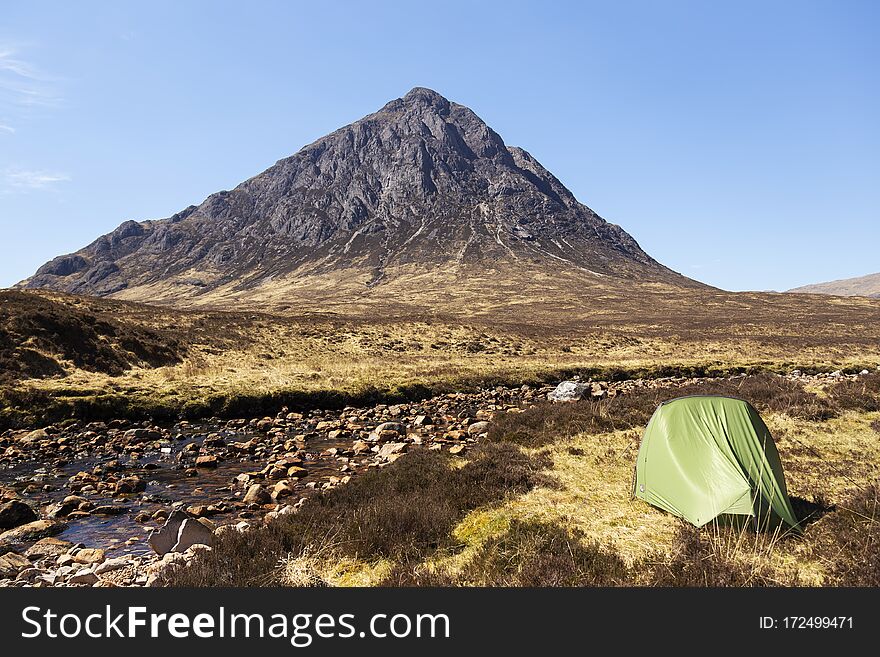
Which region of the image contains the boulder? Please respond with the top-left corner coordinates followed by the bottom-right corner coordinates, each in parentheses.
top-left (467, 421), bottom-right (490, 436)
top-left (147, 510), bottom-right (188, 556)
top-left (91, 505), bottom-right (128, 516)
top-left (46, 495), bottom-right (87, 518)
top-left (195, 455), bottom-right (219, 468)
top-left (287, 466), bottom-right (308, 479)
top-left (24, 536), bottom-right (73, 560)
top-left (377, 442), bottom-right (407, 459)
top-left (243, 484), bottom-right (271, 505)
top-left (271, 481), bottom-right (294, 500)
top-left (73, 548), bottom-right (106, 565)
top-left (0, 500), bottom-right (38, 530)
top-left (352, 439), bottom-right (371, 454)
top-left (18, 429), bottom-right (48, 444)
top-left (0, 552), bottom-right (31, 579)
top-left (171, 518), bottom-right (214, 553)
top-left (123, 428), bottom-right (161, 444)
top-left (114, 476), bottom-right (147, 494)
top-left (69, 568), bottom-right (99, 585)
top-left (374, 421), bottom-right (405, 435)
top-left (95, 557), bottom-right (134, 575)
top-left (0, 519), bottom-right (65, 546)
top-left (547, 380), bottom-right (590, 402)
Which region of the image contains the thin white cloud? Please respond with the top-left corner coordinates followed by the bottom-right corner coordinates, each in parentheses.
top-left (0, 48), bottom-right (40, 79)
top-left (2, 167), bottom-right (70, 192)
top-left (0, 44), bottom-right (62, 130)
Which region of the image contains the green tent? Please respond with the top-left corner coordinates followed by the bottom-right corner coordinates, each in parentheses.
top-left (633, 396), bottom-right (800, 531)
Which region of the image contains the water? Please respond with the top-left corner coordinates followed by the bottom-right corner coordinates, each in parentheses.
top-left (0, 422), bottom-right (352, 556)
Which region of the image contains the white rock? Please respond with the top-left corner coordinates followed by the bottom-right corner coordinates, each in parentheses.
top-left (95, 557), bottom-right (133, 575)
top-left (548, 380), bottom-right (590, 402)
top-left (69, 568), bottom-right (99, 585)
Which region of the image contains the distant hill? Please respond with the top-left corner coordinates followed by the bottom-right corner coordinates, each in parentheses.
top-left (17, 87), bottom-right (702, 311)
top-left (788, 272), bottom-right (880, 298)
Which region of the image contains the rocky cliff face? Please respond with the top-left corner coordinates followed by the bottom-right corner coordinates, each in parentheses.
top-left (19, 87), bottom-right (698, 308)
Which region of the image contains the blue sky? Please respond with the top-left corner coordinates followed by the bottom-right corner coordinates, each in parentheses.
top-left (0, 0), bottom-right (877, 291)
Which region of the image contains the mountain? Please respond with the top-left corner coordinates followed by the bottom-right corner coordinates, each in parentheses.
top-left (18, 87), bottom-right (701, 311)
top-left (788, 272), bottom-right (880, 298)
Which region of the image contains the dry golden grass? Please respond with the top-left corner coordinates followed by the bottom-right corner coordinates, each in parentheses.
top-left (3, 285), bottom-right (880, 428)
top-left (406, 408), bottom-right (880, 587)
top-left (278, 401), bottom-right (879, 587)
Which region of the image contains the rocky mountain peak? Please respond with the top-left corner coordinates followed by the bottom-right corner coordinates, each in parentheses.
top-left (18, 87), bottom-right (698, 308)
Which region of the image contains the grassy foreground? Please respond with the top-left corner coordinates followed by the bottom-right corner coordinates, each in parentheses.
top-left (162, 374), bottom-right (880, 587)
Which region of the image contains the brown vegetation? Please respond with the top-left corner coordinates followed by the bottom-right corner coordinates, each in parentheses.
top-left (488, 374), bottom-right (839, 448)
top-left (2, 287), bottom-right (880, 429)
top-left (159, 371), bottom-right (880, 588)
top-left (160, 444), bottom-right (551, 586)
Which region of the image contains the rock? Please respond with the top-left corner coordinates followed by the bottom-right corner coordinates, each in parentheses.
top-left (195, 455), bottom-right (219, 468)
top-left (95, 556), bottom-right (132, 575)
top-left (73, 548), bottom-right (106, 565)
top-left (448, 444), bottom-right (466, 455)
top-left (18, 429), bottom-right (49, 444)
top-left (0, 500), bottom-right (38, 530)
top-left (0, 552), bottom-right (30, 579)
top-left (377, 442), bottom-right (407, 459)
top-left (271, 481), bottom-right (294, 500)
top-left (467, 421), bottom-right (490, 436)
top-left (374, 421), bottom-right (405, 435)
top-left (123, 428), bottom-right (161, 444)
top-left (57, 554), bottom-right (75, 567)
top-left (24, 537), bottom-right (73, 560)
top-left (46, 496), bottom-right (87, 518)
top-left (230, 439), bottom-right (256, 453)
top-left (243, 484), bottom-right (271, 505)
top-left (171, 518), bottom-right (214, 553)
top-left (91, 505), bottom-right (128, 516)
top-left (413, 415), bottom-right (433, 426)
top-left (860, 369), bottom-right (870, 375)
top-left (352, 439), bottom-right (371, 454)
top-left (69, 568), bottom-right (99, 585)
top-left (0, 519), bottom-right (65, 546)
top-left (114, 476), bottom-right (147, 494)
top-left (16, 567), bottom-right (41, 582)
top-left (287, 466), bottom-right (308, 479)
top-left (548, 380), bottom-right (590, 402)
top-left (148, 510), bottom-right (188, 556)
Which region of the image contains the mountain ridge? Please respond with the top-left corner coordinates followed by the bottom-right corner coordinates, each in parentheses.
top-left (18, 87), bottom-right (702, 309)
top-left (788, 271), bottom-right (880, 298)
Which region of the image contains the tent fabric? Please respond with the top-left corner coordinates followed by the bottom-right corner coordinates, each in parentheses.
top-left (634, 396), bottom-right (800, 530)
